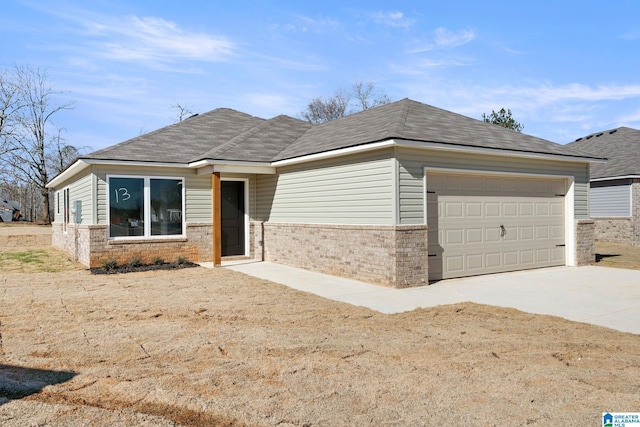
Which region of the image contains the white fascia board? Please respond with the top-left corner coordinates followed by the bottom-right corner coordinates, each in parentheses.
top-left (190, 159), bottom-right (275, 175)
top-left (47, 159), bottom-right (190, 188)
top-left (271, 138), bottom-right (604, 168)
top-left (395, 139), bottom-right (607, 164)
top-left (272, 140), bottom-right (395, 167)
top-left (46, 159), bottom-right (90, 188)
top-left (591, 175), bottom-right (640, 182)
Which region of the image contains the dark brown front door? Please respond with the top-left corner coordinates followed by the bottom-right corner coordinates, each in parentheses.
top-left (221, 181), bottom-right (245, 256)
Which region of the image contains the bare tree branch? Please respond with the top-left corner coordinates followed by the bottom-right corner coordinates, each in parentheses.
top-left (300, 81), bottom-right (391, 124)
top-left (1, 65), bottom-right (75, 223)
top-left (170, 102), bottom-right (195, 123)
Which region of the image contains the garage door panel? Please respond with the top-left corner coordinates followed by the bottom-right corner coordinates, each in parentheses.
top-left (466, 228), bottom-right (483, 243)
top-left (466, 202), bottom-right (482, 217)
top-left (466, 254), bottom-right (483, 270)
top-left (521, 250), bottom-right (535, 264)
top-left (427, 172), bottom-right (566, 281)
top-left (551, 247), bottom-right (565, 262)
top-left (444, 229), bottom-right (464, 245)
top-left (503, 202), bottom-right (518, 216)
top-left (503, 251), bottom-right (518, 266)
top-left (446, 256), bottom-right (464, 272)
top-left (520, 226), bottom-right (534, 240)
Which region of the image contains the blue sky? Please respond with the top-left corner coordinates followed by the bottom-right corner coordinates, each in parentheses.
top-left (2, 0), bottom-right (640, 152)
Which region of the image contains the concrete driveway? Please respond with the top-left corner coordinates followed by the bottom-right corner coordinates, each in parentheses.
top-left (225, 262), bottom-right (640, 335)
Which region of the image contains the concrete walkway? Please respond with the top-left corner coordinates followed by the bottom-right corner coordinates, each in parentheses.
top-left (223, 261), bottom-right (640, 335)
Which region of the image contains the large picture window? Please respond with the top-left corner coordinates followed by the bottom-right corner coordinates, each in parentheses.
top-left (108, 176), bottom-right (184, 239)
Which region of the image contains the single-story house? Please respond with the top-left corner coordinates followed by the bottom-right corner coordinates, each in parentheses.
top-left (567, 127), bottom-right (640, 246)
top-left (47, 98), bottom-right (604, 287)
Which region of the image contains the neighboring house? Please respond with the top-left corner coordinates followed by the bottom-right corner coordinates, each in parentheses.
top-left (0, 195), bottom-right (21, 222)
top-left (47, 99), bottom-right (603, 286)
top-left (567, 127), bottom-right (640, 246)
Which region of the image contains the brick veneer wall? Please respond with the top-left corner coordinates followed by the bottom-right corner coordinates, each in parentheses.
top-left (592, 179), bottom-right (640, 246)
top-left (53, 223), bottom-right (213, 268)
top-left (593, 218), bottom-right (633, 245)
top-left (575, 219), bottom-right (595, 266)
top-left (257, 222), bottom-right (429, 288)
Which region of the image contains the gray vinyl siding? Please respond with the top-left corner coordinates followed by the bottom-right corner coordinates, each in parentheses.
top-left (69, 171), bottom-right (94, 225)
top-left (94, 165), bottom-right (213, 225)
top-left (590, 180), bottom-right (632, 217)
top-left (397, 147), bottom-right (591, 224)
top-left (258, 150), bottom-right (395, 225)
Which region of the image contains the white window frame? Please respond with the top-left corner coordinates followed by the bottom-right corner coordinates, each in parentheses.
top-left (62, 187), bottom-right (70, 234)
top-left (107, 174), bottom-right (186, 240)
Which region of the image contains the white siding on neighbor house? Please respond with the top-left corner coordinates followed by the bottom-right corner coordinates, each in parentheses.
top-left (590, 181), bottom-right (632, 217)
top-left (258, 150), bottom-right (395, 225)
top-left (397, 147), bottom-right (590, 224)
top-left (94, 165), bottom-right (213, 225)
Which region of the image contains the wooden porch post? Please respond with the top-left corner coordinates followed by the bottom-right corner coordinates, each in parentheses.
top-left (212, 172), bottom-right (222, 266)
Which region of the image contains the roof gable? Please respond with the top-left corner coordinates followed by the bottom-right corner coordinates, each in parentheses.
top-left (567, 127), bottom-right (640, 179)
top-left (194, 115), bottom-right (311, 163)
top-left (86, 108), bottom-right (264, 164)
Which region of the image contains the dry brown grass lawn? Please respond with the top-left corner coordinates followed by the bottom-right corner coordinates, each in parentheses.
top-left (1, 226), bottom-right (639, 426)
top-left (595, 240), bottom-right (640, 270)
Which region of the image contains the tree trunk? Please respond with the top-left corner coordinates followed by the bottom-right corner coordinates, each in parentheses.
top-left (41, 187), bottom-right (51, 224)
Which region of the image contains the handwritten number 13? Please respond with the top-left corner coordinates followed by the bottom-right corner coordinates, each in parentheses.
top-left (114, 188), bottom-right (131, 203)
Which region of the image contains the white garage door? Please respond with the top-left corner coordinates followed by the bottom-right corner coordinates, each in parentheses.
top-left (427, 172), bottom-right (566, 281)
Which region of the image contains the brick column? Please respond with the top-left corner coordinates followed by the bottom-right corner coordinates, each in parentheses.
top-left (575, 219), bottom-right (595, 266)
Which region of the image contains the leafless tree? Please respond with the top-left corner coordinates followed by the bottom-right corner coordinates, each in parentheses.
top-left (1, 66), bottom-right (74, 223)
top-left (0, 69), bottom-right (21, 158)
top-left (300, 89), bottom-right (350, 125)
top-left (170, 102), bottom-right (195, 123)
top-left (300, 81), bottom-right (391, 124)
top-left (352, 81), bottom-right (391, 111)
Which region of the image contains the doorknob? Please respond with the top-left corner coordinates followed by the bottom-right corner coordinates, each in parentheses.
top-left (500, 225), bottom-right (506, 237)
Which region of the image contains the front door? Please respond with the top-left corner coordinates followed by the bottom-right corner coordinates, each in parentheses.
top-left (221, 181), bottom-right (245, 256)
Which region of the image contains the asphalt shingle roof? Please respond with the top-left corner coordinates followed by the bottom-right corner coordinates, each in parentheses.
top-left (273, 99), bottom-right (600, 161)
top-left (86, 108), bottom-right (264, 164)
top-left (566, 127), bottom-right (640, 179)
top-left (83, 98), bottom-right (602, 165)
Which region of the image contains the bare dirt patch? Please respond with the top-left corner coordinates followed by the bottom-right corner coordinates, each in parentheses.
top-left (595, 240), bottom-right (640, 270)
top-left (1, 228), bottom-right (639, 426)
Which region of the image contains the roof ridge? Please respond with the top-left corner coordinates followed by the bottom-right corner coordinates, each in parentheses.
top-left (269, 116), bottom-right (315, 160)
top-left (396, 98), bottom-right (411, 137)
top-left (197, 115), bottom-right (276, 160)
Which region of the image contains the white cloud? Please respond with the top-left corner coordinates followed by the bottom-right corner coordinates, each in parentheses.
top-left (492, 83), bottom-right (640, 105)
top-left (433, 27), bottom-right (476, 48)
top-left (370, 11), bottom-right (414, 28)
top-left (85, 15), bottom-right (235, 65)
top-left (277, 15), bottom-right (339, 33)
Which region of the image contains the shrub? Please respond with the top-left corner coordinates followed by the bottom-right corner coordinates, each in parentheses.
top-left (129, 257), bottom-right (142, 268)
top-left (152, 256), bottom-right (164, 265)
top-left (102, 259), bottom-right (118, 271)
top-left (176, 256), bottom-right (188, 265)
